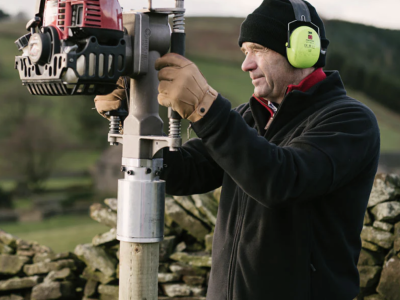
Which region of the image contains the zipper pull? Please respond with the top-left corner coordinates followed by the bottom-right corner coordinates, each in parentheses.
top-left (265, 116), bottom-right (274, 130)
top-left (187, 123), bottom-right (192, 140)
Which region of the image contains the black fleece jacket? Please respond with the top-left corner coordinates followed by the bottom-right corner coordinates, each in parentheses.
top-left (161, 71), bottom-right (380, 300)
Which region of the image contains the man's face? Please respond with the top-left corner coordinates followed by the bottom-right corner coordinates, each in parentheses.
top-left (241, 42), bottom-right (297, 102)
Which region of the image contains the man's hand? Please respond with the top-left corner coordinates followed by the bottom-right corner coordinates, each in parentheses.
top-left (155, 53), bottom-right (218, 123)
top-left (94, 77), bottom-right (127, 119)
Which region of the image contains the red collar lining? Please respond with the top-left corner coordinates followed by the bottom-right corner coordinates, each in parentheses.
top-left (286, 68), bottom-right (326, 94)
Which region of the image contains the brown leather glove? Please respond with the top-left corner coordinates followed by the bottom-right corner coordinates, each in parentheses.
top-left (155, 53), bottom-right (218, 123)
top-left (94, 77), bottom-right (127, 119)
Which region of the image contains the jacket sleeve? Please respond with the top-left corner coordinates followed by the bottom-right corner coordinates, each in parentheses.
top-left (161, 137), bottom-right (224, 195)
top-left (191, 94), bottom-right (380, 208)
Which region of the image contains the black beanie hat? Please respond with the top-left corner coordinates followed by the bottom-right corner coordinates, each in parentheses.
top-left (238, 0), bottom-right (329, 68)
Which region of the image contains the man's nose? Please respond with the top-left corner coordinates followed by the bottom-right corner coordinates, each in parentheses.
top-left (241, 55), bottom-right (257, 72)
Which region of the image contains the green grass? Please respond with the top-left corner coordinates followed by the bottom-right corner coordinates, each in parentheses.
top-left (0, 176), bottom-right (92, 192)
top-left (0, 215), bottom-right (109, 253)
top-left (55, 150), bottom-right (102, 174)
top-left (347, 89), bottom-right (400, 152)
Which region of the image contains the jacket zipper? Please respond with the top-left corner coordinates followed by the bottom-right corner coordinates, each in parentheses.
top-left (264, 91), bottom-right (291, 136)
top-left (227, 190), bottom-right (247, 300)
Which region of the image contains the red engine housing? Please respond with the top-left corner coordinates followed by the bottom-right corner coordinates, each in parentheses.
top-left (43, 0), bottom-right (123, 40)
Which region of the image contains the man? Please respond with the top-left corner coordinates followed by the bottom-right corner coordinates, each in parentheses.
top-left (95, 0), bottom-right (380, 299)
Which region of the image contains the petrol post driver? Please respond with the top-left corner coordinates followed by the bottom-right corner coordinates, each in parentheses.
top-left (14, 0), bottom-right (185, 299)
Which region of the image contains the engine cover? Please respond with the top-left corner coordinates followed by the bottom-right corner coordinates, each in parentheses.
top-left (15, 31), bottom-right (127, 96)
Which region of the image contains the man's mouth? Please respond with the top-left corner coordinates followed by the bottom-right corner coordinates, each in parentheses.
top-left (252, 77), bottom-right (264, 84)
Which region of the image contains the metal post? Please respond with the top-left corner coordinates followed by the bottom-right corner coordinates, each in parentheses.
top-left (116, 11), bottom-right (172, 300)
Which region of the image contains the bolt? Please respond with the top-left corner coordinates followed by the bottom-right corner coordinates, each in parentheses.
top-left (127, 170), bottom-right (134, 175)
top-left (69, 58), bottom-right (74, 63)
top-left (121, 166), bottom-right (126, 172)
top-left (146, 168), bottom-right (152, 174)
top-left (200, 107), bottom-right (206, 113)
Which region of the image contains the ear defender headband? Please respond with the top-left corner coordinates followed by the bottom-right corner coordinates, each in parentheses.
top-left (286, 0), bottom-right (323, 68)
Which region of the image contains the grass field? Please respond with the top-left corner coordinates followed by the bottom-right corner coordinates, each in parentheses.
top-left (0, 215), bottom-right (109, 253)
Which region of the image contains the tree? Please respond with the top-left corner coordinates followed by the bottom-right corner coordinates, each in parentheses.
top-left (0, 115), bottom-right (68, 192)
top-left (0, 9), bottom-right (10, 20)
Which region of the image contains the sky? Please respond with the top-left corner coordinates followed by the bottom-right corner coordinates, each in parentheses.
top-left (2, 0), bottom-right (400, 30)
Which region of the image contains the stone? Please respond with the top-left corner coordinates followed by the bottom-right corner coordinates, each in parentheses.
top-left (364, 295), bottom-right (386, 300)
top-left (371, 202), bottom-right (400, 223)
top-left (192, 193), bottom-right (218, 226)
top-left (31, 244), bottom-right (53, 255)
top-left (44, 268), bottom-right (75, 283)
top-left (0, 255), bottom-right (30, 275)
top-left (33, 252), bottom-right (55, 264)
top-left (362, 240), bottom-right (381, 252)
top-left (394, 222), bottom-right (400, 253)
top-left (377, 256), bottom-right (400, 300)
top-left (84, 280), bottom-right (99, 297)
top-left (173, 196), bottom-right (206, 222)
top-left (175, 242), bottom-right (186, 253)
top-left (0, 244), bottom-right (13, 255)
top-left (358, 266), bottom-right (382, 288)
top-left (82, 267), bottom-right (115, 285)
top-left (205, 233), bottom-right (213, 253)
top-left (158, 298), bottom-right (206, 300)
top-left (99, 295), bottom-right (118, 300)
top-left (74, 244), bottom-right (117, 278)
top-left (364, 211), bottom-right (372, 225)
top-left (16, 250), bottom-right (35, 257)
top-left (0, 276), bottom-right (41, 291)
top-left (373, 221), bottom-right (394, 232)
top-left (165, 198), bottom-right (209, 242)
top-left (361, 226), bottom-right (394, 249)
top-left (169, 263), bottom-right (207, 277)
top-left (358, 249), bottom-right (385, 266)
top-left (0, 232), bottom-right (16, 248)
top-left (170, 252), bottom-right (212, 268)
top-left (0, 295), bottom-right (24, 300)
top-left (158, 273), bottom-right (181, 283)
top-left (24, 259), bottom-right (76, 276)
top-left (16, 239), bottom-right (33, 251)
top-left (213, 187), bottom-right (222, 203)
top-left (386, 174), bottom-right (400, 187)
top-left (54, 252), bottom-right (78, 261)
top-left (104, 198), bottom-right (118, 212)
top-left (160, 236), bottom-right (177, 262)
top-left (31, 281), bottom-right (75, 300)
top-left (92, 229), bottom-right (117, 247)
top-left (190, 286), bottom-right (207, 296)
top-left (186, 242), bottom-right (204, 252)
top-left (182, 275), bottom-right (205, 286)
top-left (161, 283), bottom-right (191, 297)
top-left (90, 203), bottom-right (117, 228)
top-left (98, 284), bottom-right (118, 296)
top-left (368, 175), bottom-right (397, 208)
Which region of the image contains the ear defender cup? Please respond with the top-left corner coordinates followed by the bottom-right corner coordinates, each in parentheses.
top-left (286, 26), bottom-right (321, 69)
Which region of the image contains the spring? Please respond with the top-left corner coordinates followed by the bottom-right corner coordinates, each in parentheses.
top-left (109, 116), bottom-right (121, 134)
top-left (173, 12), bottom-right (185, 33)
top-left (169, 118), bottom-right (181, 138)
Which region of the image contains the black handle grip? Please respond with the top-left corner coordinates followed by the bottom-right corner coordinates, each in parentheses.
top-left (171, 32), bottom-right (186, 56)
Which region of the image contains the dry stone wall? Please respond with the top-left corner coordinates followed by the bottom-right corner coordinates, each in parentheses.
top-left (0, 174), bottom-right (399, 300)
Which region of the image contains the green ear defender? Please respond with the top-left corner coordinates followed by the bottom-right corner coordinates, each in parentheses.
top-left (286, 0), bottom-right (322, 69)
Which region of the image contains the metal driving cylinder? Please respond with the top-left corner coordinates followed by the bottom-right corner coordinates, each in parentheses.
top-left (117, 158), bottom-right (165, 243)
